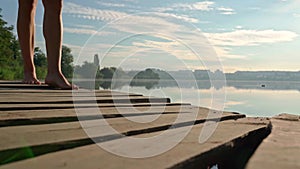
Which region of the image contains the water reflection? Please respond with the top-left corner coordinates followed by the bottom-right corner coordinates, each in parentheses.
top-left (74, 79), bottom-right (300, 117)
top-left (75, 79), bottom-right (300, 92)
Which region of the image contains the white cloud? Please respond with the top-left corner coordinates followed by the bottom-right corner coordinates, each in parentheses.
top-left (172, 1), bottom-right (215, 11)
top-left (248, 7), bottom-right (261, 11)
top-left (73, 24), bottom-right (95, 29)
top-left (214, 46), bottom-right (247, 60)
top-left (189, 1), bottom-right (215, 11)
top-left (152, 7), bottom-right (174, 12)
top-left (293, 13), bottom-right (300, 18)
top-left (156, 2), bottom-right (235, 15)
top-left (97, 2), bottom-right (126, 7)
top-left (123, 0), bottom-right (138, 3)
top-left (217, 7), bottom-right (236, 15)
top-left (63, 2), bottom-right (243, 66)
top-left (155, 13), bottom-right (199, 23)
top-left (64, 27), bottom-right (97, 35)
top-left (64, 27), bottom-right (115, 37)
top-left (205, 29), bottom-right (298, 46)
top-left (63, 2), bottom-right (127, 21)
top-left (235, 25), bottom-right (243, 29)
top-left (64, 2), bottom-right (198, 24)
top-left (132, 39), bottom-right (199, 61)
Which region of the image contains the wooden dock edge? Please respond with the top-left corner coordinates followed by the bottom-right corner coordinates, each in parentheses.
top-left (246, 113), bottom-right (300, 169)
top-left (170, 123), bottom-right (272, 169)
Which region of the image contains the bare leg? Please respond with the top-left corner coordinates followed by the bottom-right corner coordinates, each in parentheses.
top-left (42, 0), bottom-right (77, 89)
top-left (17, 0), bottom-right (41, 84)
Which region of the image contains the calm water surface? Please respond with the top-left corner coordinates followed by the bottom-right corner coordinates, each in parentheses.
top-left (102, 80), bottom-right (300, 117)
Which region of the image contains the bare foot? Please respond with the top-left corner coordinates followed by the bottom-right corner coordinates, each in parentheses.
top-left (23, 72), bottom-right (41, 84)
top-left (45, 73), bottom-right (78, 90)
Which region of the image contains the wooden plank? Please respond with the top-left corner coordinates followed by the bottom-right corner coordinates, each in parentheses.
top-left (0, 103), bottom-right (191, 111)
top-left (0, 96), bottom-right (171, 105)
top-left (0, 91), bottom-right (171, 106)
top-left (0, 105), bottom-right (197, 126)
top-left (246, 114), bottom-right (300, 169)
top-left (0, 93), bottom-right (142, 98)
top-left (0, 83), bottom-right (51, 90)
top-left (0, 117), bottom-right (270, 169)
top-left (0, 90), bottom-right (143, 97)
top-left (0, 108), bottom-right (244, 152)
top-left (0, 105), bottom-right (196, 119)
top-left (0, 83), bottom-right (106, 90)
top-left (0, 88), bottom-right (139, 96)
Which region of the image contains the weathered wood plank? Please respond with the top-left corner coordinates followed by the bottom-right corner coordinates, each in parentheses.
top-left (246, 114), bottom-right (300, 169)
top-left (0, 89), bottom-right (143, 97)
top-left (0, 106), bottom-right (195, 119)
top-left (0, 83), bottom-right (51, 90)
top-left (0, 83), bottom-right (106, 90)
top-left (0, 108), bottom-right (244, 152)
top-left (0, 95), bottom-right (170, 104)
top-left (0, 103), bottom-right (191, 111)
top-left (0, 88), bottom-right (139, 96)
top-left (0, 118), bottom-right (270, 169)
top-left (0, 92), bottom-right (143, 98)
top-left (0, 106), bottom-right (197, 126)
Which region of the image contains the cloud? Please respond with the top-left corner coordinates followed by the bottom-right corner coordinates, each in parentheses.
top-left (62, 2), bottom-right (207, 65)
top-left (123, 0), bottom-right (138, 3)
top-left (213, 46), bottom-right (247, 60)
top-left (64, 27), bottom-right (116, 37)
top-left (64, 2), bottom-right (198, 24)
top-left (248, 7), bottom-right (261, 11)
top-left (173, 1), bottom-right (215, 11)
top-left (155, 1), bottom-right (235, 16)
top-left (96, 2), bottom-right (126, 8)
top-left (205, 29), bottom-right (298, 46)
top-left (63, 2), bottom-right (242, 67)
top-left (154, 13), bottom-right (199, 23)
top-left (73, 24), bottom-right (95, 29)
top-left (235, 25), bottom-right (243, 29)
top-left (64, 27), bottom-right (97, 35)
top-left (63, 2), bottom-right (127, 21)
top-left (132, 39), bottom-right (199, 61)
top-left (293, 13), bottom-right (300, 18)
top-left (217, 7), bottom-right (236, 15)
top-left (152, 7), bottom-right (174, 12)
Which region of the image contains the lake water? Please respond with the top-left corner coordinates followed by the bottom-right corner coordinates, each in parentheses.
top-left (99, 80), bottom-right (300, 117)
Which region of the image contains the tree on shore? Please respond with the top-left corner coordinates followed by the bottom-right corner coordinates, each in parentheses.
top-left (74, 61), bottom-right (99, 79)
top-left (61, 45), bottom-right (74, 79)
top-left (34, 47), bottom-right (47, 79)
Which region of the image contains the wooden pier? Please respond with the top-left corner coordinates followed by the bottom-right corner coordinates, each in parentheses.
top-left (0, 81), bottom-right (298, 169)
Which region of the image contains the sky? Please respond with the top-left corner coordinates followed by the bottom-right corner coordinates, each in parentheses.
top-left (1, 0), bottom-right (300, 72)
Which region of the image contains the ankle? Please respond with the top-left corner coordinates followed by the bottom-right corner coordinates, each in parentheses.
top-left (47, 70), bottom-right (63, 77)
top-left (24, 70), bottom-right (37, 77)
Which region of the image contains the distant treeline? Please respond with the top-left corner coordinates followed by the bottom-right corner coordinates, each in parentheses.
top-left (226, 71), bottom-right (300, 81)
top-left (74, 56), bottom-right (300, 83)
top-left (84, 68), bottom-right (300, 81)
top-left (74, 59), bottom-right (300, 90)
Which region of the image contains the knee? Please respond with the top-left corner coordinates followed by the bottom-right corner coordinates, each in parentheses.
top-left (42, 0), bottom-right (63, 13)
